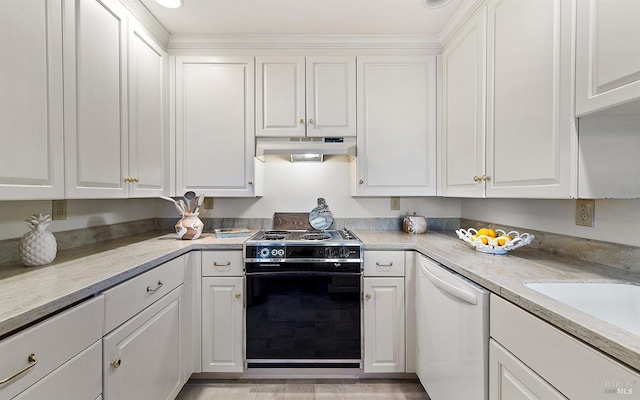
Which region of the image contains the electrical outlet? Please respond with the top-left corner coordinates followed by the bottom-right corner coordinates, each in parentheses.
top-left (52, 199), bottom-right (67, 220)
top-left (203, 197), bottom-right (214, 210)
top-left (575, 199), bottom-right (595, 227)
top-left (390, 197), bottom-right (400, 210)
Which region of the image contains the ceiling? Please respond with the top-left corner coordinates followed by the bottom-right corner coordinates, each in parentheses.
top-left (138, 0), bottom-right (467, 36)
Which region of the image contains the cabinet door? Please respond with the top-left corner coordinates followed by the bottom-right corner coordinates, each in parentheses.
top-left (354, 56), bottom-right (437, 196)
top-left (64, 0), bottom-right (128, 198)
top-left (103, 286), bottom-right (184, 400)
top-left (0, 0), bottom-right (64, 200)
top-left (306, 56), bottom-right (356, 137)
top-left (175, 56), bottom-right (257, 197)
top-left (576, 0), bottom-right (640, 116)
top-left (256, 56), bottom-right (306, 137)
top-left (363, 277), bottom-right (405, 373)
top-left (485, 0), bottom-right (576, 198)
top-left (201, 277), bottom-right (244, 372)
top-left (440, 8), bottom-right (487, 198)
top-left (127, 23), bottom-right (169, 198)
top-left (490, 340), bottom-right (568, 400)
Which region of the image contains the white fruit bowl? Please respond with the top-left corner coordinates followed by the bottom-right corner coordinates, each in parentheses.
top-left (455, 228), bottom-right (535, 255)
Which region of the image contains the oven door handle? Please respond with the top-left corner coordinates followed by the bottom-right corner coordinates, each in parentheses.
top-left (245, 271), bottom-right (363, 277)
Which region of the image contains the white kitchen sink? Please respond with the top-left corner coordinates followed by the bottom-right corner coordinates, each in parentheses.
top-left (525, 282), bottom-right (640, 336)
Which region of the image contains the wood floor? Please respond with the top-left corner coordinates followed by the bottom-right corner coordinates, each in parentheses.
top-left (175, 378), bottom-right (431, 400)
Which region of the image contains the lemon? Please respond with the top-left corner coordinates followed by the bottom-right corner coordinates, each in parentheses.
top-left (477, 228), bottom-right (496, 238)
top-left (496, 234), bottom-right (512, 246)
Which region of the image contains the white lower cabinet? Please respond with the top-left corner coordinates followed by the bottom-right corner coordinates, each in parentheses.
top-left (102, 256), bottom-right (188, 400)
top-left (14, 341), bottom-right (103, 400)
top-left (490, 295), bottom-right (640, 400)
top-left (363, 251), bottom-right (406, 373)
top-left (103, 286), bottom-right (184, 400)
top-left (201, 277), bottom-right (244, 372)
top-left (201, 250), bottom-right (245, 373)
top-left (490, 339), bottom-right (567, 400)
top-left (0, 295), bottom-right (104, 399)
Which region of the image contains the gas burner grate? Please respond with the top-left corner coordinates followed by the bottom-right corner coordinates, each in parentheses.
top-left (261, 234), bottom-right (286, 240)
top-left (264, 230), bottom-right (291, 235)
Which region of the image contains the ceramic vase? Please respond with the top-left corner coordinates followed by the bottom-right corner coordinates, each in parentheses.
top-left (175, 213), bottom-right (204, 240)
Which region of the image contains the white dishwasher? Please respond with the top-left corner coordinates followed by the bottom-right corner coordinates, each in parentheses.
top-left (416, 254), bottom-right (489, 400)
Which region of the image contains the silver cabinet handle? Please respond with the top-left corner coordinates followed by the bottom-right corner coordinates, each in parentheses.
top-left (375, 262), bottom-right (393, 267)
top-left (213, 261), bottom-right (231, 267)
top-left (146, 280), bottom-right (163, 293)
top-left (0, 354), bottom-right (38, 385)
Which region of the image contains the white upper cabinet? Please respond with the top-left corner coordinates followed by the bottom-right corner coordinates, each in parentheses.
top-left (64, 0), bottom-right (128, 198)
top-left (256, 56), bottom-right (356, 137)
top-left (440, 7), bottom-right (487, 198)
top-left (175, 56), bottom-right (260, 197)
top-left (353, 56), bottom-right (437, 196)
top-left (0, 0), bottom-right (64, 200)
top-left (484, 0), bottom-right (576, 198)
top-left (127, 23), bottom-right (169, 198)
top-left (63, 0), bottom-right (169, 198)
top-left (575, 0), bottom-right (640, 116)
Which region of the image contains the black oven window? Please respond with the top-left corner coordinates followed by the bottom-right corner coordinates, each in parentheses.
top-left (246, 274), bottom-right (361, 361)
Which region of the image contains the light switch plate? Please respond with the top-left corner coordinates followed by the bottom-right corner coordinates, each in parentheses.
top-left (203, 197), bottom-right (214, 210)
top-left (575, 199), bottom-right (595, 227)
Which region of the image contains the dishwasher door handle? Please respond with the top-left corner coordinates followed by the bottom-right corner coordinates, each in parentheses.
top-left (420, 261), bottom-right (478, 305)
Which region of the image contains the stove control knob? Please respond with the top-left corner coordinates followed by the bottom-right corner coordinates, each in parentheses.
top-left (271, 249), bottom-right (279, 256)
top-left (339, 247), bottom-right (351, 258)
top-left (277, 248), bottom-right (285, 257)
top-left (259, 248), bottom-right (270, 257)
top-left (325, 247), bottom-right (337, 258)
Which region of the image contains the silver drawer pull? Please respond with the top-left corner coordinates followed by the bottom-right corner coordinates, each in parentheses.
top-left (376, 262), bottom-right (393, 267)
top-left (0, 353), bottom-right (38, 385)
top-left (146, 280), bottom-right (163, 293)
top-left (213, 261), bottom-right (231, 267)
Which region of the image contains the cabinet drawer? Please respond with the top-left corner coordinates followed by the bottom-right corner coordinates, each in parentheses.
top-left (14, 340), bottom-right (102, 400)
top-left (364, 251), bottom-right (405, 277)
top-left (105, 256), bottom-right (185, 333)
top-left (0, 296), bottom-right (104, 400)
top-left (491, 295), bottom-right (640, 399)
top-left (202, 251), bottom-right (243, 276)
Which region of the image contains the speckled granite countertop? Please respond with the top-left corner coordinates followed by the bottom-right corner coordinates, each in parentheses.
top-left (1, 229), bottom-right (639, 373)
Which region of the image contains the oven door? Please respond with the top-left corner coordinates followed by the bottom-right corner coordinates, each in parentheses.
top-left (245, 270), bottom-right (362, 368)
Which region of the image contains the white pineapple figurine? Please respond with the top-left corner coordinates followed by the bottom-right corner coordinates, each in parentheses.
top-left (20, 214), bottom-right (57, 267)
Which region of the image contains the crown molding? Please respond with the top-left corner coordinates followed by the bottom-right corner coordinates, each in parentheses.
top-left (167, 34), bottom-right (443, 50)
top-left (439, 0), bottom-right (485, 47)
top-left (119, 0), bottom-right (171, 48)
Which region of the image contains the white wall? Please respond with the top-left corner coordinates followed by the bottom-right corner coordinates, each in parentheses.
top-left (158, 156), bottom-right (462, 219)
top-left (0, 199), bottom-right (157, 241)
top-left (461, 198), bottom-right (640, 247)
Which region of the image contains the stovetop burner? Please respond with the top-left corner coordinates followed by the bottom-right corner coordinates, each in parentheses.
top-left (299, 233), bottom-right (331, 241)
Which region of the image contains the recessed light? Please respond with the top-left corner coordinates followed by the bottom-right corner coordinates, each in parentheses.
top-left (421, 0), bottom-right (452, 8)
top-left (155, 0), bottom-right (183, 9)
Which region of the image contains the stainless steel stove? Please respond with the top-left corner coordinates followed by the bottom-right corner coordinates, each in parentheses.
top-left (244, 228), bottom-right (363, 272)
top-left (243, 228), bottom-right (363, 368)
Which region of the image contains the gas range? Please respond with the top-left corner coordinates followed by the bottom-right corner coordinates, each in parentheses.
top-left (243, 228), bottom-right (363, 271)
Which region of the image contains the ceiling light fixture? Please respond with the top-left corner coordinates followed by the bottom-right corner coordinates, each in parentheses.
top-left (421, 0), bottom-right (452, 8)
top-left (155, 0), bottom-right (183, 9)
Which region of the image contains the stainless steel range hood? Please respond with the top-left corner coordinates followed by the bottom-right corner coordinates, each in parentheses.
top-left (256, 137), bottom-right (356, 162)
